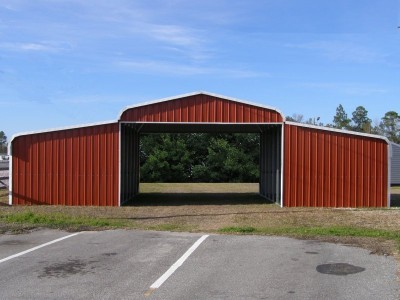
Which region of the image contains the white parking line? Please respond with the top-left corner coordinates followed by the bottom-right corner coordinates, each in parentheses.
top-left (0, 232), bottom-right (81, 264)
top-left (145, 234), bottom-right (209, 296)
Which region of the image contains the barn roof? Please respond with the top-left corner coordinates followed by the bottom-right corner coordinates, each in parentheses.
top-left (119, 91), bottom-right (285, 120)
top-left (119, 91), bottom-right (285, 123)
top-left (285, 121), bottom-right (390, 144)
top-left (9, 91), bottom-right (389, 144)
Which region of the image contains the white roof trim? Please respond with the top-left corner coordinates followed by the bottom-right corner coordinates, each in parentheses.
top-left (10, 120), bottom-right (117, 144)
top-left (120, 121), bottom-right (283, 125)
top-left (285, 121), bottom-right (390, 144)
top-left (118, 91), bottom-right (285, 120)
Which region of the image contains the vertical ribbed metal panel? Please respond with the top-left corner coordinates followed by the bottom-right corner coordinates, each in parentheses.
top-left (120, 124), bottom-right (140, 204)
top-left (120, 94), bottom-right (283, 123)
top-left (391, 143), bottom-right (400, 185)
top-left (12, 123), bottom-right (119, 206)
top-left (260, 126), bottom-right (282, 204)
top-left (283, 124), bottom-right (388, 207)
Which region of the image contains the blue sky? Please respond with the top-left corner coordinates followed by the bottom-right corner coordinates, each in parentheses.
top-left (1, 0), bottom-right (399, 139)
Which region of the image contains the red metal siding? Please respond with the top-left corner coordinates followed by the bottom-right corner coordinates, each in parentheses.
top-left (120, 94), bottom-right (283, 123)
top-left (12, 123), bottom-right (119, 206)
top-left (283, 124), bottom-right (388, 207)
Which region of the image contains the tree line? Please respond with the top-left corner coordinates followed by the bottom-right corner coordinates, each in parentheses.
top-left (287, 105), bottom-right (400, 144)
top-left (140, 133), bottom-right (260, 183)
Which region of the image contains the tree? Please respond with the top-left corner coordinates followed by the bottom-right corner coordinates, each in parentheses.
top-left (191, 135), bottom-right (259, 183)
top-left (140, 134), bottom-right (193, 182)
top-left (304, 117), bottom-right (323, 126)
top-left (332, 104), bottom-right (351, 129)
top-left (286, 114), bottom-right (304, 123)
top-left (370, 118), bottom-right (381, 135)
top-left (287, 114), bottom-right (323, 126)
top-left (0, 131), bottom-right (7, 153)
top-left (377, 111), bottom-right (400, 143)
top-left (351, 106), bottom-right (372, 133)
top-left (139, 133), bottom-right (260, 183)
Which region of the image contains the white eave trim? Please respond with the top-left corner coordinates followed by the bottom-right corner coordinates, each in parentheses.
top-left (284, 121), bottom-right (391, 144)
top-left (8, 142), bottom-right (12, 206)
top-left (388, 142), bottom-right (391, 208)
top-left (118, 91), bottom-right (286, 120)
top-left (9, 120), bottom-right (118, 144)
top-left (120, 121), bottom-right (284, 125)
top-left (118, 122), bottom-right (122, 207)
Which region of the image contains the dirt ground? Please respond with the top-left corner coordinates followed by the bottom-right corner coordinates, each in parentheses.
top-left (1, 184), bottom-right (400, 257)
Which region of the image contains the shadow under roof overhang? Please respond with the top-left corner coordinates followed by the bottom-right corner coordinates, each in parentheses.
top-left (121, 122), bottom-right (282, 134)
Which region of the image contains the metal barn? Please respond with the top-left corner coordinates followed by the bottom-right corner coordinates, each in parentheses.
top-left (9, 92), bottom-right (390, 207)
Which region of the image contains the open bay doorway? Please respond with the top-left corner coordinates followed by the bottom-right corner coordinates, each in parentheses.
top-left (120, 123), bottom-right (283, 206)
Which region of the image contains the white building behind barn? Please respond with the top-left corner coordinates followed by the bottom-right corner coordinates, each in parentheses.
top-left (391, 142), bottom-right (400, 185)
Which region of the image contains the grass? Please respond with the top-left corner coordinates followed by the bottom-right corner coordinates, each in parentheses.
top-left (218, 225), bottom-right (400, 256)
top-left (219, 225), bottom-right (400, 240)
top-left (139, 182), bottom-right (259, 193)
top-left (1, 184), bottom-right (400, 256)
top-left (220, 226), bottom-right (257, 233)
top-left (146, 223), bottom-right (197, 232)
top-left (1, 211), bottom-right (125, 230)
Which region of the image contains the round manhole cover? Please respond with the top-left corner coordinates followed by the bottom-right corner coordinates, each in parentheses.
top-left (316, 263), bottom-right (365, 276)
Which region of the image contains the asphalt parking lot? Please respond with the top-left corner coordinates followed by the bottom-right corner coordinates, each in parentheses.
top-left (0, 229), bottom-right (398, 300)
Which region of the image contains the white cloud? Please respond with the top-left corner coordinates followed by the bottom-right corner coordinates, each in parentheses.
top-left (0, 42), bottom-right (69, 53)
top-left (149, 24), bottom-right (202, 47)
top-left (115, 59), bottom-right (267, 78)
top-left (296, 82), bottom-right (388, 96)
top-left (0, 1), bottom-right (22, 11)
top-left (0, 1), bottom-right (220, 61)
top-left (131, 23), bottom-right (212, 61)
top-left (42, 1), bottom-right (215, 61)
top-left (285, 40), bottom-right (385, 64)
top-left (55, 95), bottom-right (127, 105)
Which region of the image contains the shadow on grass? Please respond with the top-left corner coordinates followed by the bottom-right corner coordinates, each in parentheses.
top-left (124, 193), bottom-right (275, 207)
top-left (390, 194), bottom-right (400, 207)
top-left (126, 192), bottom-right (400, 208)
top-left (121, 193), bottom-right (279, 220)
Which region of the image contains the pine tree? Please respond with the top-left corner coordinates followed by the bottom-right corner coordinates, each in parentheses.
top-left (351, 106), bottom-right (372, 133)
top-left (379, 111), bottom-right (400, 143)
top-left (332, 104), bottom-right (351, 129)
